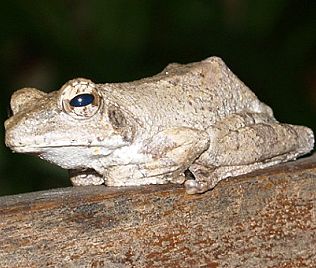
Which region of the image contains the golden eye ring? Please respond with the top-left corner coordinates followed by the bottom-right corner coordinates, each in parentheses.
top-left (59, 78), bottom-right (102, 119)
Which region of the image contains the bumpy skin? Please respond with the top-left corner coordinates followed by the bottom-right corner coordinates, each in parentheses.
top-left (4, 57), bottom-right (314, 194)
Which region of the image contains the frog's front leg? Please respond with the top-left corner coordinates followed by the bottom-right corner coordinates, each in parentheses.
top-left (185, 114), bottom-right (314, 194)
top-left (103, 127), bottom-right (210, 187)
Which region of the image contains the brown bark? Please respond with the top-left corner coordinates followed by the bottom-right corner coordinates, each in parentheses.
top-left (0, 154), bottom-right (315, 267)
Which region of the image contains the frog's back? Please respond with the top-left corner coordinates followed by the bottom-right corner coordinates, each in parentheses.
top-left (103, 57), bottom-right (272, 131)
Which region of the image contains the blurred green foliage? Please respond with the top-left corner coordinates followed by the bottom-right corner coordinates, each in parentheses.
top-left (0, 1), bottom-right (315, 196)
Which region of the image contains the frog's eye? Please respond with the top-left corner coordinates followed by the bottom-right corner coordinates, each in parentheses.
top-left (59, 79), bottom-right (102, 119)
top-left (70, 94), bottom-right (95, 107)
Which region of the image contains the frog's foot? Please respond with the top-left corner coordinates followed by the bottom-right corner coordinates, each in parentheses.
top-left (69, 169), bottom-right (104, 186)
top-left (184, 164), bottom-right (218, 194)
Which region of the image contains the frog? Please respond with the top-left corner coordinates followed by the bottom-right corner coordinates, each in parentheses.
top-left (4, 56), bottom-right (314, 194)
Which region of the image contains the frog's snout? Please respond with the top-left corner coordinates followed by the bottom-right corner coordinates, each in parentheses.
top-left (9, 88), bottom-right (46, 115)
top-left (5, 87), bottom-right (48, 149)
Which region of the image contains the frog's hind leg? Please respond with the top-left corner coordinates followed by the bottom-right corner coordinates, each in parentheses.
top-left (185, 122), bottom-right (314, 194)
top-left (185, 155), bottom-right (291, 194)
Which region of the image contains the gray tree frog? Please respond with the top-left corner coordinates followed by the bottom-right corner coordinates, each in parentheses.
top-left (4, 57), bottom-right (314, 194)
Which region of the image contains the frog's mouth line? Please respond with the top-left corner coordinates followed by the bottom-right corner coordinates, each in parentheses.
top-left (10, 145), bottom-right (113, 154)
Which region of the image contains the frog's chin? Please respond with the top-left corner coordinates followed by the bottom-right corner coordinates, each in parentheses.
top-left (41, 146), bottom-right (113, 170)
top-left (10, 145), bottom-right (113, 169)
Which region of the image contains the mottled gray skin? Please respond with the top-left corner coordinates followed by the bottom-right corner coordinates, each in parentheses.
top-left (5, 57), bottom-right (314, 194)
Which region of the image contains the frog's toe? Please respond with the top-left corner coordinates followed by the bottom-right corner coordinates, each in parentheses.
top-left (184, 179), bottom-right (208, 194)
top-left (69, 169), bottom-right (104, 186)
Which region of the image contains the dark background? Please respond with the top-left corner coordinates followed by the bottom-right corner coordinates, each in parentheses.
top-left (1, 1), bottom-right (315, 196)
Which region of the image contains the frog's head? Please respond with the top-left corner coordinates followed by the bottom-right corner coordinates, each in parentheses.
top-left (4, 78), bottom-right (136, 170)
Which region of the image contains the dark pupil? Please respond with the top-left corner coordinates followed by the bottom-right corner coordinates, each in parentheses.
top-left (70, 94), bottom-right (94, 107)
